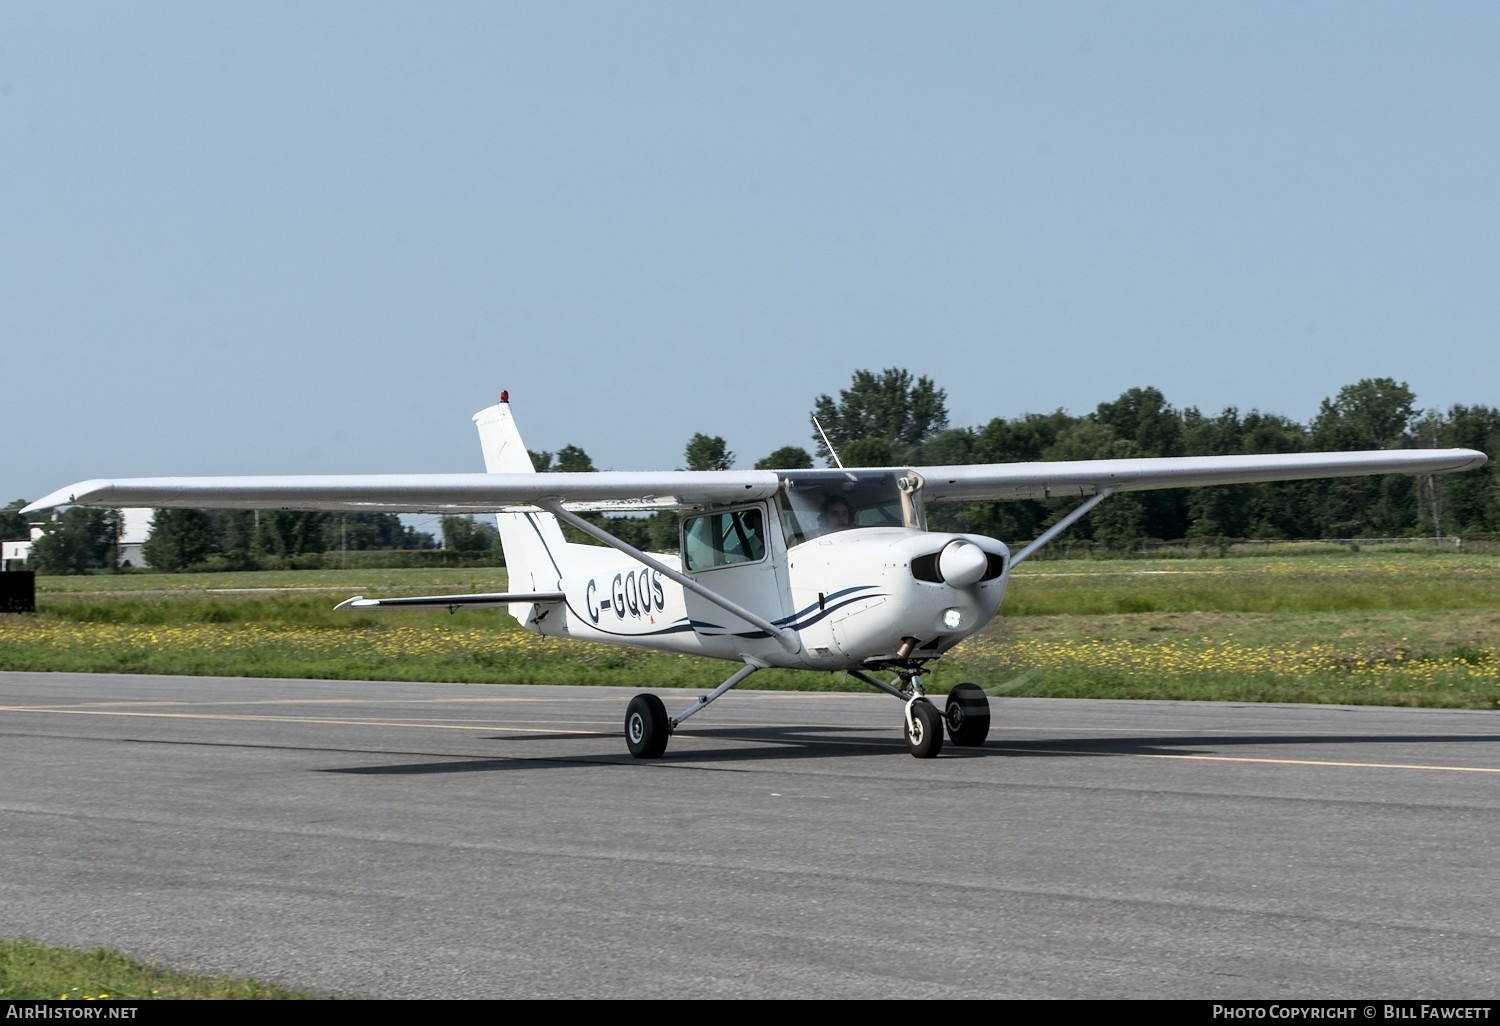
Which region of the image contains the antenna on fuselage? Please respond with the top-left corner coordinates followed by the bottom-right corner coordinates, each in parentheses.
top-left (812, 415), bottom-right (845, 469)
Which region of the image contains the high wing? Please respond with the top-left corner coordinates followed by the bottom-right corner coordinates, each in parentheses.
top-left (21, 449), bottom-right (1486, 514)
top-left (21, 471), bottom-right (782, 515)
top-left (907, 448), bottom-right (1488, 502)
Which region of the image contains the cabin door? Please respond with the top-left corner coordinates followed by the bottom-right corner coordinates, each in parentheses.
top-left (680, 503), bottom-right (791, 654)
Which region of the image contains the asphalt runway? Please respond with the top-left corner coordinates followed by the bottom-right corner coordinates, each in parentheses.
top-left (2, 670), bottom-right (1498, 999)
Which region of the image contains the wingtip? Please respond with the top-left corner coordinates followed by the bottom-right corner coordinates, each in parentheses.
top-left (21, 480), bottom-right (108, 514)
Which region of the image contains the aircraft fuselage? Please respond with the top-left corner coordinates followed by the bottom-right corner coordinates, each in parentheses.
top-left (525, 521), bottom-right (1009, 672)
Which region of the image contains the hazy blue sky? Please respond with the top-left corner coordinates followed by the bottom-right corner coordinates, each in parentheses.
top-left (5, 1), bottom-right (1496, 506)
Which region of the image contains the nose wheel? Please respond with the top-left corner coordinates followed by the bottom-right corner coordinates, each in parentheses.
top-left (904, 699), bottom-right (943, 758)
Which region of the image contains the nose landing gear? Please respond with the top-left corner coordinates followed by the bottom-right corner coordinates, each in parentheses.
top-left (850, 667), bottom-right (991, 758)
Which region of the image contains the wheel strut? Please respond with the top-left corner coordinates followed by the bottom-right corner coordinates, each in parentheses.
top-left (850, 667), bottom-right (943, 758)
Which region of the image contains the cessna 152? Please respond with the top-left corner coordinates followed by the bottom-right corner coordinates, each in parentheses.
top-left (24, 393), bottom-right (1487, 759)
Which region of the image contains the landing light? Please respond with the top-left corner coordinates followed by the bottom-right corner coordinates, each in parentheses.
top-left (942, 608), bottom-right (964, 631)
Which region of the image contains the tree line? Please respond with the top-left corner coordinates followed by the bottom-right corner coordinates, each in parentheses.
top-left (2, 506), bottom-right (443, 575)
top-left (6, 371), bottom-right (1496, 573)
top-left (802, 371), bottom-right (1497, 548)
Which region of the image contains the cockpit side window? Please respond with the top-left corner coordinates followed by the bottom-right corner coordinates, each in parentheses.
top-left (681, 506), bottom-right (767, 571)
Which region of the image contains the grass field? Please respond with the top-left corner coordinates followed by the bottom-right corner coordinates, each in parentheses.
top-left (0, 939), bottom-right (319, 1000)
top-left (3, 549), bottom-right (1498, 708)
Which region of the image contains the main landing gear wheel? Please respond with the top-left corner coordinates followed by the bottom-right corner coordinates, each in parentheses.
top-left (625, 693), bottom-right (669, 759)
top-left (905, 700), bottom-right (944, 759)
top-left (944, 683), bottom-right (991, 747)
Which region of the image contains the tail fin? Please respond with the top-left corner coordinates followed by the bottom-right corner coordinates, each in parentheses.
top-left (473, 394), bottom-right (569, 602)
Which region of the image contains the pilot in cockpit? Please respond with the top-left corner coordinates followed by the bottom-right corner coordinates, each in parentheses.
top-left (817, 495), bottom-right (853, 533)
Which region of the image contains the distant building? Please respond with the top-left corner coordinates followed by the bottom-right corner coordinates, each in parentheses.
top-left (118, 508), bottom-right (153, 568)
top-left (2, 538), bottom-right (31, 570)
top-left (2, 523), bottom-right (43, 571)
top-left (4, 509), bottom-right (157, 570)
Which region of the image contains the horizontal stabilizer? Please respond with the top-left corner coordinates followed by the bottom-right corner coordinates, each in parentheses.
top-left (334, 591), bottom-right (565, 612)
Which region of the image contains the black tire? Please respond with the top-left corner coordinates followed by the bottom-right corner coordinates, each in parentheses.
top-left (625, 693), bottom-right (670, 759)
top-left (945, 683), bottom-right (990, 747)
top-left (905, 700), bottom-right (944, 759)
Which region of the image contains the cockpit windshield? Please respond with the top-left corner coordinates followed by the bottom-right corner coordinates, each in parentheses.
top-left (777, 470), bottom-right (925, 544)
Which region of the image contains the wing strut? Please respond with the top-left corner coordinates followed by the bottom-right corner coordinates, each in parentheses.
top-left (1009, 488), bottom-right (1115, 567)
top-left (538, 501), bottom-right (802, 656)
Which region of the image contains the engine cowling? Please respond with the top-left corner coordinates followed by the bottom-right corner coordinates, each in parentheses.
top-left (786, 528), bottom-right (1010, 666)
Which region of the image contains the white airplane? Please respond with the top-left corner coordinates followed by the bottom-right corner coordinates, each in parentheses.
top-left (24, 393), bottom-right (1488, 759)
